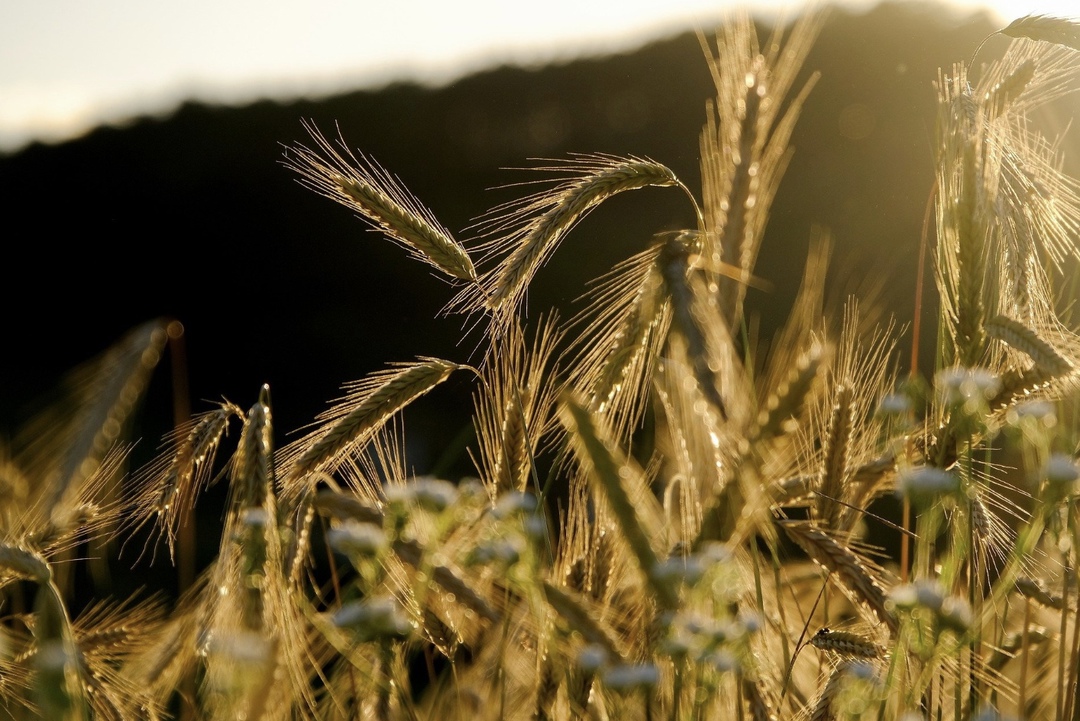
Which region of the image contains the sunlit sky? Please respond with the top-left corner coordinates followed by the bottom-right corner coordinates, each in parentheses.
top-left (1, 0), bottom-right (1072, 154)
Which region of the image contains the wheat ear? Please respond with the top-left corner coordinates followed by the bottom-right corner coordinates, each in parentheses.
top-left (970, 489), bottom-right (991, 544)
top-left (982, 59), bottom-right (1036, 120)
top-left (472, 316), bottom-right (560, 495)
top-left (491, 158), bottom-right (683, 307)
top-left (117, 576), bottom-right (204, 714)
top-left (558, 392), bottom-right (677, 610)
top-left (770, 475), bottom-right (815, 506)
top-left (816, 386), bottom-right (853, 529)
top-left (698, 10), bottom-right (823, 326)
top-left (742, 676), bottom-right (778, 721)
top-left (707, 53), bottom-right (763, 325)
top-left (284, 120), bottom-right (476, 282)
top-left (561, 240), bottom-right (670, 444)
top-left (71, 596), bottom-right (171, 719)
top-left (808, 663), bottom-right (845, 721)
top-left (935, 67), bottom-right (989, 367)
top-left (542, 581), bottom-right (627, 663)
top-left (459, 154), bottom-right (695, 332)
top-left (125, 402), bottom-right (243, 562)
top-left (28, 318), bottom-right (169, 520)
top-left (809, 627), bottom-right (881, 659)
top-left (838, 454), bottom-right (897, 534)
top-left (986, 314), bottom-right (1074, 376)
top-left (986, 367), bottom-right (1056, 416)
top-left (279, 361), bottom-right (463, 587)
top-left (202, 391), bottom-right (306, 718)
top-left (231, 387), bottom-right (275, 511)
top-left (779, 521), bottom-right (897, 633)
top-left (285, 358), bottom-right (463, 483)
top-left (0, 543), bottom-right (51, 583)
top-left (999, 15), bottom-right (1080, 52)
top-left (659, 231), bottom-right (727, 417)
top-left (533, 656), bottom-right (560, 721)
top-left (227, 391), bottom-right (280, 633)
top-left (754, 342), bottom-right (827, 441)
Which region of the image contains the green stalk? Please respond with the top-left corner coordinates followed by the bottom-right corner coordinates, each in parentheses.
top-left (1065, 500), bottom-right (1080, 721)
top-left (1057, 541), bottom-right (1071, 721)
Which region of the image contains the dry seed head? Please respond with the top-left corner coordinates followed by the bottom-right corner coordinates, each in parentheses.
top-left (755, 341), bottom-right (826, 439)
top-left (558, 392), bottom-right (675, 609)
top-left (659, 231), bottom-right (727, 417)
top-left (698, 10), bottom-right (823, 325)
top-left (420, 607), bottom-right (461, 659)
top-left (991, 366), bottom-right (1058, 412)
top-left (231, 395), bottom-right (274, 510)
top-left (158, 404), bottom-right (240, 510)
top-left (934, 68), bottom-right (990, 367)
top-left (285, 120), bottom-right (476, 281)
top-left (312, 489), bottom-right (383, 526)
top-left (560, 240), bottom-right (671, 445)
top-left (808, 660), bottom-right (880, 721)
top-left (0, 544), bottom-right (51, 584)
top-left (43, 318), bottom-right (168, 519)
top-left (472, 315), bottom-right (561, 495)
top-left (287, 358), bottom-right (462, 482)
top-left (771, 474), bottom-right (814, 505)
top-left (743, 676), bottom-right (778, 721)
top-left (710, 58), bottom-right (763, 325)
top-left (809, 664), bottom-right (844, 721)
top-left (337, 175), bottom-right (477, 280)
top-left (839, 453), bottom-right (900, 533)
top-left (981, 59), bottom-right (1036, 119)
top-left (999, 15), bottom-right (1080, 52)
top-left (779, 521), bottom-right (896, 633)
top-left (127, 402), bottom-right (241, 562)
top-left (487, 157), bottom-right (684, 310)
top-left (970, 491), bottom-right (991, 541)
top-left (533, 658), bottom-right (559, 720)
top-left (986, 315), bottom-right (1074, 377)
top-left (543, 581), bottom-right (626, 663)
top-left (809, 627), bottom-right (881, 659)
top-left (452, 154), bottom-right (694, 336)
top-left (816, 385), bottom-right (853, 528)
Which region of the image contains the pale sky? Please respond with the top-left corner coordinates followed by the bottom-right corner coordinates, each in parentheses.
top-left (0, 0), bottom-right (1067, 154)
